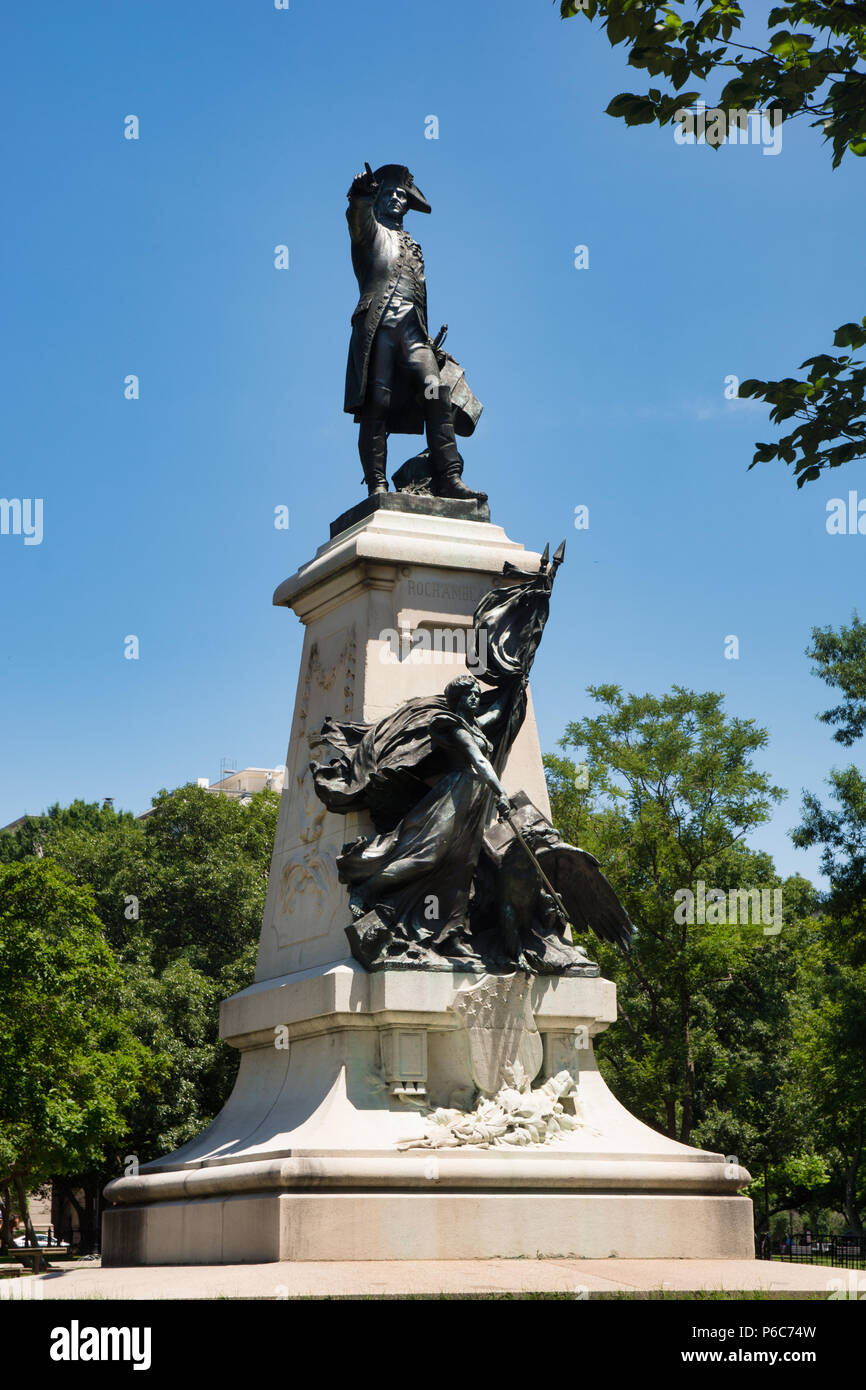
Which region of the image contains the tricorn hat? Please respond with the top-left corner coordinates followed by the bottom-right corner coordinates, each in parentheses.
top-left (373, 163), bottom-right (431, 214)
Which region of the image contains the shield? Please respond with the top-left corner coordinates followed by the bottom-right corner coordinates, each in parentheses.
top-left (449, 973), bottom-right (543, 1097)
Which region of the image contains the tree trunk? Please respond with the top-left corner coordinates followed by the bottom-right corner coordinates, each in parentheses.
top-left (78, 1175), bottom-right (102, 1254)
top-left (55, 1178), bottom-right (84, 1247)
top-left (680, 997), bottom-right (695, 1145)
top-left (842, 1112), bottom-right (864, 1235)
top-left (12, 1172), bottom-right (37, 1247)
top-left (78, 1190), bottom-right (94, 1254)
top-left (0, 1182), bottom-right (9, 1254)
top-left (665, 1098), bottom-right (677, 1140)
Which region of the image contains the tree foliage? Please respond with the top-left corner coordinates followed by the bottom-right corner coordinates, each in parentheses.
top-left (805, 611), bottom-right (866, 746)
top-left (0, 861), bottom-right (154, 1218)
top-left (742, 317), bottom-right (866, 486)
top-left (784, 614), bottom-right (866, 1228)
top-left (545, 684), bottom-right (830, 1229)
top-left (558, 1), bottom-right (866, 484)
top-left (0, 785), bottom-right (280, 1242)
top-left (789, 937), bottom-right (866, 1230)
top-left (546, 686), bottom-right (787, 1142)
top-left (561, 1), bottom-right (866, 161)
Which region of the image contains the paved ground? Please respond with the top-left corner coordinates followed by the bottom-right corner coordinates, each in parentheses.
top-left (20, 1258), bottom-right (862, 1299)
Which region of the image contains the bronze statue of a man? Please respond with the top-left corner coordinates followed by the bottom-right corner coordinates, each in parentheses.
top-left (344, 162), bottom-right (486, 501)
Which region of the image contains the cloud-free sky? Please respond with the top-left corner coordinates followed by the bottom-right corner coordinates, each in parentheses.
top-left (2, 1), bottom-right (863, 886)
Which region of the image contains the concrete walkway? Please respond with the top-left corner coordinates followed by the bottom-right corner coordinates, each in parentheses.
top-left (24, 1258), bottom-right (863, 1299)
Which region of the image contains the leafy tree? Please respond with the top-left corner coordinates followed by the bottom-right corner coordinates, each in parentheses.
top-left (0, 785), bottom-right (277, 986)
top-left (788, 613), bottom-right (866, 1229)
top-left (795, 615), bottom-right (866, 939)
top-left (797, 765), bottom-right (866, 936)
top-left (806, 611), bottom-right (866, 746)
top-left (545, 684), bottom-right (788, 1145)
top-left (0, 798), bottom-right (139, 865)
top-left (558, 1), bottom-right (866, 484)
top-left (51, 949), bottom-right (228, 1250)
top-left (0, 860), bottom-right (154, 1241)
top-left (132, 784), bottom-right (278, 980)
top-left (788, 935), bottom-right (866, 1230)
top-left (111, 787), bottom-right (280, 1164)
top-left (0, 785), bottom-right (280, 1245)
top-left (691, 874), bottom-right (830, 1236)
top-left (547, 689), bottom-right (834, 1234)
top-left (545, 685), bottom-right (832, 1235)
top-left (741, 318), bottom-right (866, 488)
top-left (560, 1), bottom-right (866, 161)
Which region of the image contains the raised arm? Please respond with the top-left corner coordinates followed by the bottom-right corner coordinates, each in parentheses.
top-left (476, 683), bottom-right (518, 734)
top-left (346, 165), bottom-right (378, 245)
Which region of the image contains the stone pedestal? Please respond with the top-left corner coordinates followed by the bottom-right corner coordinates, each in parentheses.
top-left (102, 506), bottom-right (754, 1264)
top-left (257, 505), bottom-right (551, 983)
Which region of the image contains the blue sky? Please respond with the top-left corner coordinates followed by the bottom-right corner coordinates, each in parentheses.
top-left (1, 0), bottom-right (863, 886)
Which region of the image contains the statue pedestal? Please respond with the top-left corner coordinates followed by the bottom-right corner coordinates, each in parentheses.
top-left (102, 507), bottom-right (753, 1264)
top-left (103, 965), bottom-right (753, 1263)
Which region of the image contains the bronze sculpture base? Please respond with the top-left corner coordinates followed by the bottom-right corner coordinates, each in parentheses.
top-left (330, 489), bottom-right (490, 539)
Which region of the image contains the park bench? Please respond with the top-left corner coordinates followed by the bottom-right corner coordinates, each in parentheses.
top-left (10, 1245), bottom-right (69, 1273)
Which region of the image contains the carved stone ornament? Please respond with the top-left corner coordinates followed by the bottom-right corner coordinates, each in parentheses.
top-left (399, 1067), bottom-right (584, 1150)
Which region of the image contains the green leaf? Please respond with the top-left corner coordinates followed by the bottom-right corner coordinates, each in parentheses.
top-left (769, 30), bottom-right (795, 54)
top-left (796, 466), bottom-right (822, 486)
top-left (607, 12), bottom-right (628, 44)
top-left (752, 442), bottom-right (778, 463)
top-left (606, 92), bottom-right (643, 118)
top-left (833, 323), bottom-right (865, 349)
top-left (624, 99), bottom-right (659, 125)
top-left (738, 379), bottom-right (765, 398)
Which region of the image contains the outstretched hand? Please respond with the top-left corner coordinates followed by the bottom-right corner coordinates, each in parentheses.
top-left (349, 164), bottom-right (378, 197)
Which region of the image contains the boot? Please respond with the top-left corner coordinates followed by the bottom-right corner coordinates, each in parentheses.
top-left (425, 387), bottom-right (487, 503)
top-left (358, 417), bottom-right (389, 496)
top-left (434, 465), bottom-right (488, 503)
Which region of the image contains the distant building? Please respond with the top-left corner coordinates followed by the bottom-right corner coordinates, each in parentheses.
top-left (196, 767), bottom-right (286, 802)
top-left (137, 767), bottom-right (285, 820)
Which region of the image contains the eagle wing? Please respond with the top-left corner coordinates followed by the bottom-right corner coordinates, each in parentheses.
top-left (536, 843), bottom-right (634, 951)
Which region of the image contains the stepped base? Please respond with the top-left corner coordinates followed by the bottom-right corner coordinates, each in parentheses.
top-left (103, 1191), bottom-right (754, 1265)
top-left (102, 967), bottom-right (754, 1265)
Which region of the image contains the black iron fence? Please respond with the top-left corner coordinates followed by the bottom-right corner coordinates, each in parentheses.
top-left (772, 1234), bottom-right (866, 1269)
